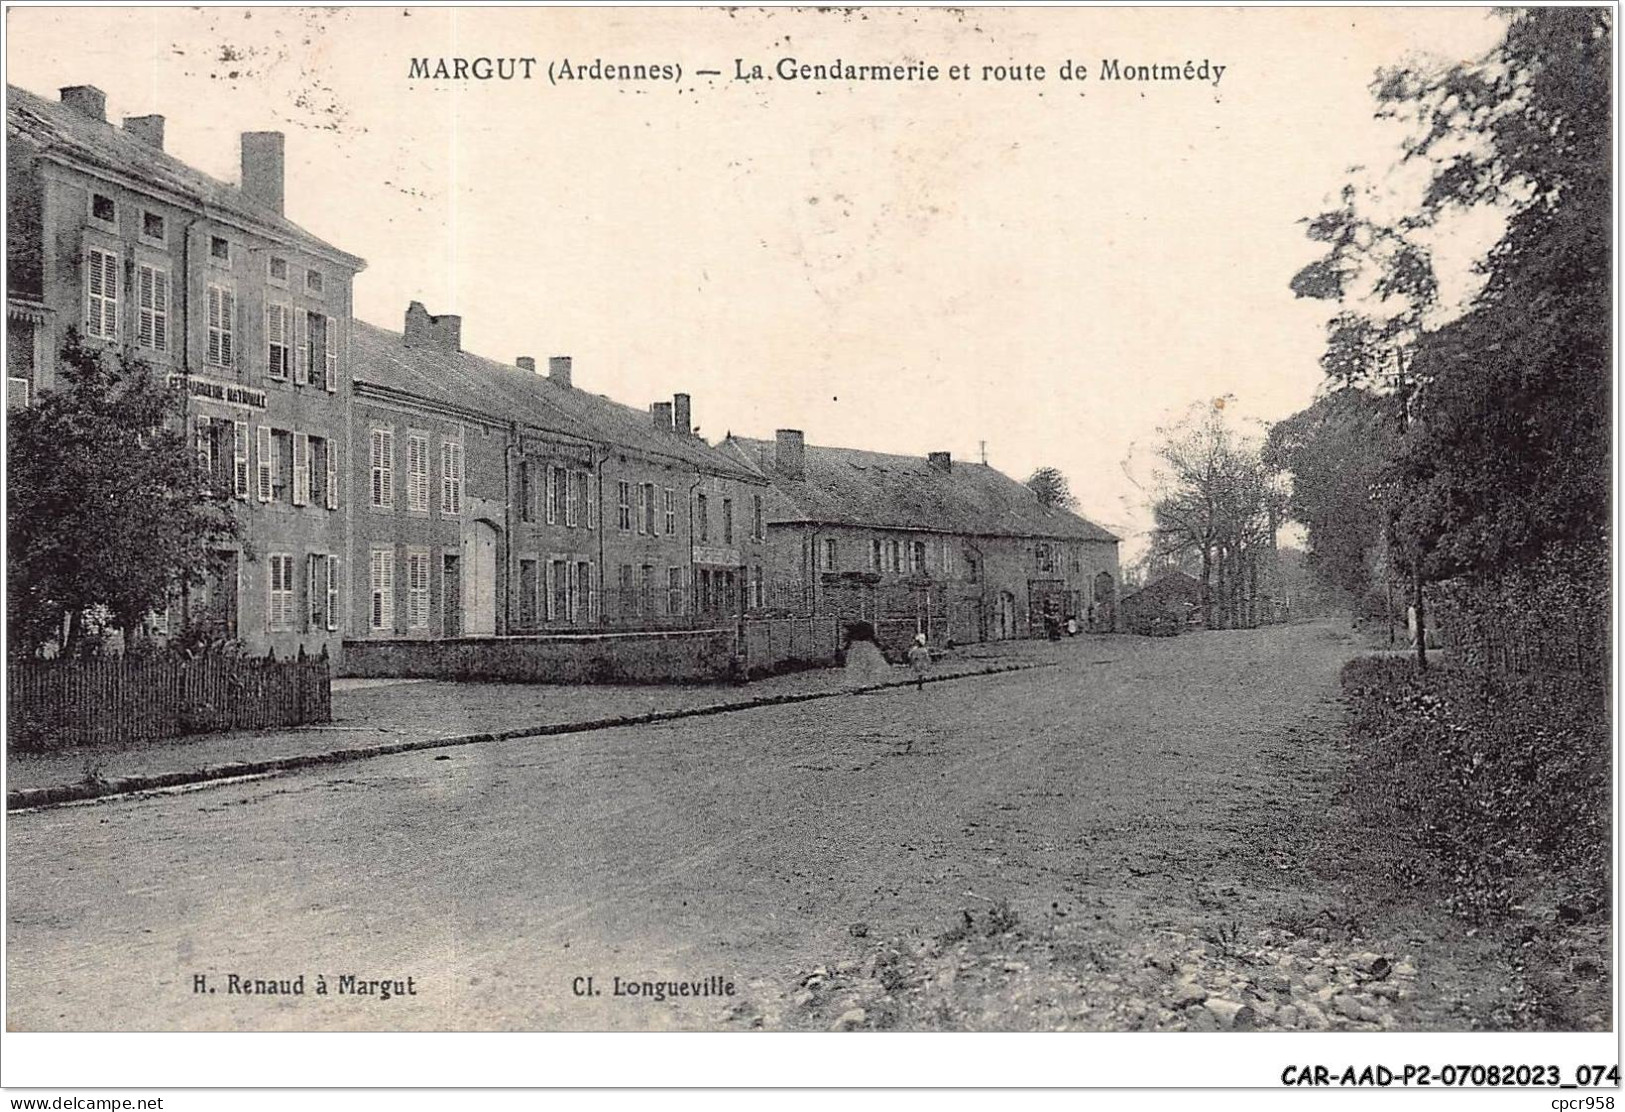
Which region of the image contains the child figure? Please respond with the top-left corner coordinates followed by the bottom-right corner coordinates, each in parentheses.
top-left (907, 633), bottom-right (931, 692)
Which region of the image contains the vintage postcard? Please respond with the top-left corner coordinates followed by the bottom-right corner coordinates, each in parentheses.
top-left (2, 2), bottom-right (1615, 1095)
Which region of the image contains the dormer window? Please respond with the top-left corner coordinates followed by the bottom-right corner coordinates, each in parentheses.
top-left (89, 192), bottom-right (117, 227)
top-left (141, 210), bottom-right (166, 246)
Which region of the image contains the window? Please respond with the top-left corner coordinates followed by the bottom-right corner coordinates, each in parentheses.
top-left (664, 489), bottom-right (676, 535)
top-left (821, 537), bottom-right (838, 571)
top-left (369, 549), bottom-right (394, 632)
top-left (696, 494), bottom-right (709, 543)
top-left (618, 564), bottom-right (634, 618)
top-left (642, 483), bottom-right (657, 535)
top-left (547, 465), bottom-right (561, 525)
top-left (141, 210), bottom-right (166, 246)
top-left (889, 540), bottom-right (902, 573)
top-left (519, 559), bottom-right (539, 628)
top-left (910, 540), bottom-right (927, 574)
top-left (266, 303), bottom-right (291, 379)
top-left (406, 432), bottom-right (429, 512)
top-left (722, 499), bottom-right (734, 546)
top-left (267, 256), bottom-right (289, 286)
top-left (551, 560), bottom-right (569, 622)
top-left (370, 428), bottom-right (394, 508)
top-left (751, 565), bottom-right (764, 609)
top-left (84, 247), bottom-right (118, 339)
top-left (267, 553), bottom-right (295, 630)
top-left (585, 473), bottom-right (596, 531)
top-left (306, 268), bottom-right (325, 296)
top-left (565, 470), bottom-right (579, 527)
top-left (640, 565), bottom-right (655, 617)
top-left (577, 561), bottom-right (593, 623)
top-left (942, 539), bottom-right (956, 578)
top-left (206, 285), bottom-right (235, 367)
top-left (441, 439), bottom-right (463, 515)
top-left (209, 235), bottom-right (230, 263)
top-left (256, 425), bottom-right (275, 502)
top-left (136, 264), bottom-right (169, 352)
top-left (406, 550), bottom-right (431, 629)
top-left (667, 566), bottom-right (683, 616)
top-left (194, 417), bottom-right (231, 494)
top-left (753, 495), bottom-right (765, 541)
top-left (617, 481), bottom-right (632, 531)
top-left (302, 311), bottom-right (336, 391)
top-left (309, 436), bottom-right (334, 509)
top-left (519, 462), bottom-right (535, 523)
top-left (308, 554), bottom-right (340, 632)
top-left (1036, 543), bottom-right (1055, 573)
top-left (636, 483), bottom-right (649, 535)
top-left (90, 192), bottom-right (117, 226)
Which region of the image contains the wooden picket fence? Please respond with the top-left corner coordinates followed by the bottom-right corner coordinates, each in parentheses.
top-left (8, 653), bottom-right (332, 752)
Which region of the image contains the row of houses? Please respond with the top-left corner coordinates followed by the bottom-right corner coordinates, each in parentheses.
top-left (6, 82), bottom-right (1121, 672)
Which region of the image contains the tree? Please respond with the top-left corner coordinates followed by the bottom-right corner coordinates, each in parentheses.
top-left (1143, 400), bottom-right (1282, 629)
top-left (7, 333), bottom-right (245, 657)
top-left (1263, 388), bottom-right (1395, 604)
top-left (1025, 466), bottom-right (1078, 510)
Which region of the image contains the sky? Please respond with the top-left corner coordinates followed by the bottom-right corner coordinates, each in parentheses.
top-left (5, 6), bottom-right (1509, 558)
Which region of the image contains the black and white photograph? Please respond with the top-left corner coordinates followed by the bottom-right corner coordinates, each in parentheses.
top-left (1, 1), bottom-right (1616, 1100)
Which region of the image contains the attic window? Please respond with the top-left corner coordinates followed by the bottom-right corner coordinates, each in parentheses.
top-left (306, 269), bottom-right (325, 296)
top-left (209, 235), bottom-right (230, 262)
top-left (141, 211), bottom-right (165, 244)
top-left (90, 192), bottom-right (116, 226)
top-left (267, 256), bottom-right (289, 285)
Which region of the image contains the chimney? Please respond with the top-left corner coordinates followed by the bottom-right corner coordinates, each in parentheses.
top-left (430, 313), bottom-right (462, 353)
top-left (775, 429), bottom-right (806, 481)
top-left (403, 302), bottom-right (433, 348)
top-left (548, 356), bottom-right (572, 389)
top-left (122, 115), bottom-right (165, 150)
top-left (673, 393), bottom-right (692, 436)
top-left (516, 356), bottom-right (537, 374)
top-left (651, 401), bottom-right (674, 431)
top-left (60, 86), bottom-right (106, 122)
top-left (928, 451), bottom-right (953, 473)
top-left (240, 131), bottom-right (285, 215)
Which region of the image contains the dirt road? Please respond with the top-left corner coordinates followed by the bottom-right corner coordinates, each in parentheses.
top-left (6, 622), bottom-right (1509, 1031)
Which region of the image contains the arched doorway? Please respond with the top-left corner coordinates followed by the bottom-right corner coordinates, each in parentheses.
top-left (464, 520), bottom-right (500, 636)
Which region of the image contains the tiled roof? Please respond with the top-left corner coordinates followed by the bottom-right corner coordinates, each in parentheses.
top-left (351, 320), bottom-right (762, 480)
top-left (6, 83), bottom-right (362, 267)
top-left (721, 436), bottom-right (1119, 543)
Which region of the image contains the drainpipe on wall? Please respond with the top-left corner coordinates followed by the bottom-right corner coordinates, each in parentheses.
top-left (595, 448), bottom-right (607, 628)
top-left (686, 472), bottom-right (705, 627)
top-left (503, 423), bottom-right (521, 637)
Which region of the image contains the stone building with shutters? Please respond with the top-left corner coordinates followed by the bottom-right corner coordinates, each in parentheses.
top-left (719, 431), bottom-right (1121, 653)
top-left (346, 303), bottom-right (768, 648)
top-left (6, 83), bottom-right (365, 660)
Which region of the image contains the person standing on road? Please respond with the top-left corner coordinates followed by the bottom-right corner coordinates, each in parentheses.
top-left (843, 621), bottom-right (891, 693)
top-left (907, 633), bottom-right (931, 692)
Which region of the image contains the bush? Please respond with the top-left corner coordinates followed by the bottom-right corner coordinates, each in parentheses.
top-left (1340, 654), bottom-right (1609, 922)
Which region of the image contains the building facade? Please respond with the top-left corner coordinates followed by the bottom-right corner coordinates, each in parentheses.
top-left (7, 83), bottom-right (365, 659)
top-left (346, 304), bottom-right (768, 653)
top-left (720, 431), bottom-right (1121, 651)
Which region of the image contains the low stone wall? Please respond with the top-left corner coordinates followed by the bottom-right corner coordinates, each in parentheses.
top-left (742, 617), bottom-right (841, 675)
top-left (342, 629), bottom-right (736, 684)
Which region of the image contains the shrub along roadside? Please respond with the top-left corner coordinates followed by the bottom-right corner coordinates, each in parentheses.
top-left (1339, 654), bottom-right (1610, 1028)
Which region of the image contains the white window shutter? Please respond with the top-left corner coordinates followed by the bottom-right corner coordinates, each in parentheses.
top-left (545, 465), bottom-right (556, 524)
top-left (153, 269), bottom-right (168, 351)
top-left (256, 425), bottom-right (273, 502)
top-left (326, 440), bottom-right (339, 509)
top-left (233, 420), bottom-right (249, 499)
top-left (292, 432), bottom-right (310, 505)
top-left (324, 316), bottom-right (338, 393)
top-left (545, 560), bottom-right (556, 622)
top-left (327, 557), bottom-right (341, 631)
top-left (294, 309), bottom-right (309, 385)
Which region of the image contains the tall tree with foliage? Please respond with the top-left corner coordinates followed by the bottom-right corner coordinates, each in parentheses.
top-left (1025, 465), bottom-right (1078, 510)
top-left (7, 332), bottom-right (245, 657)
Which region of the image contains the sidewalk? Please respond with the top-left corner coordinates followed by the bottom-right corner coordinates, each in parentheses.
top-left (6, 643), bottom-right (1068, 808)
